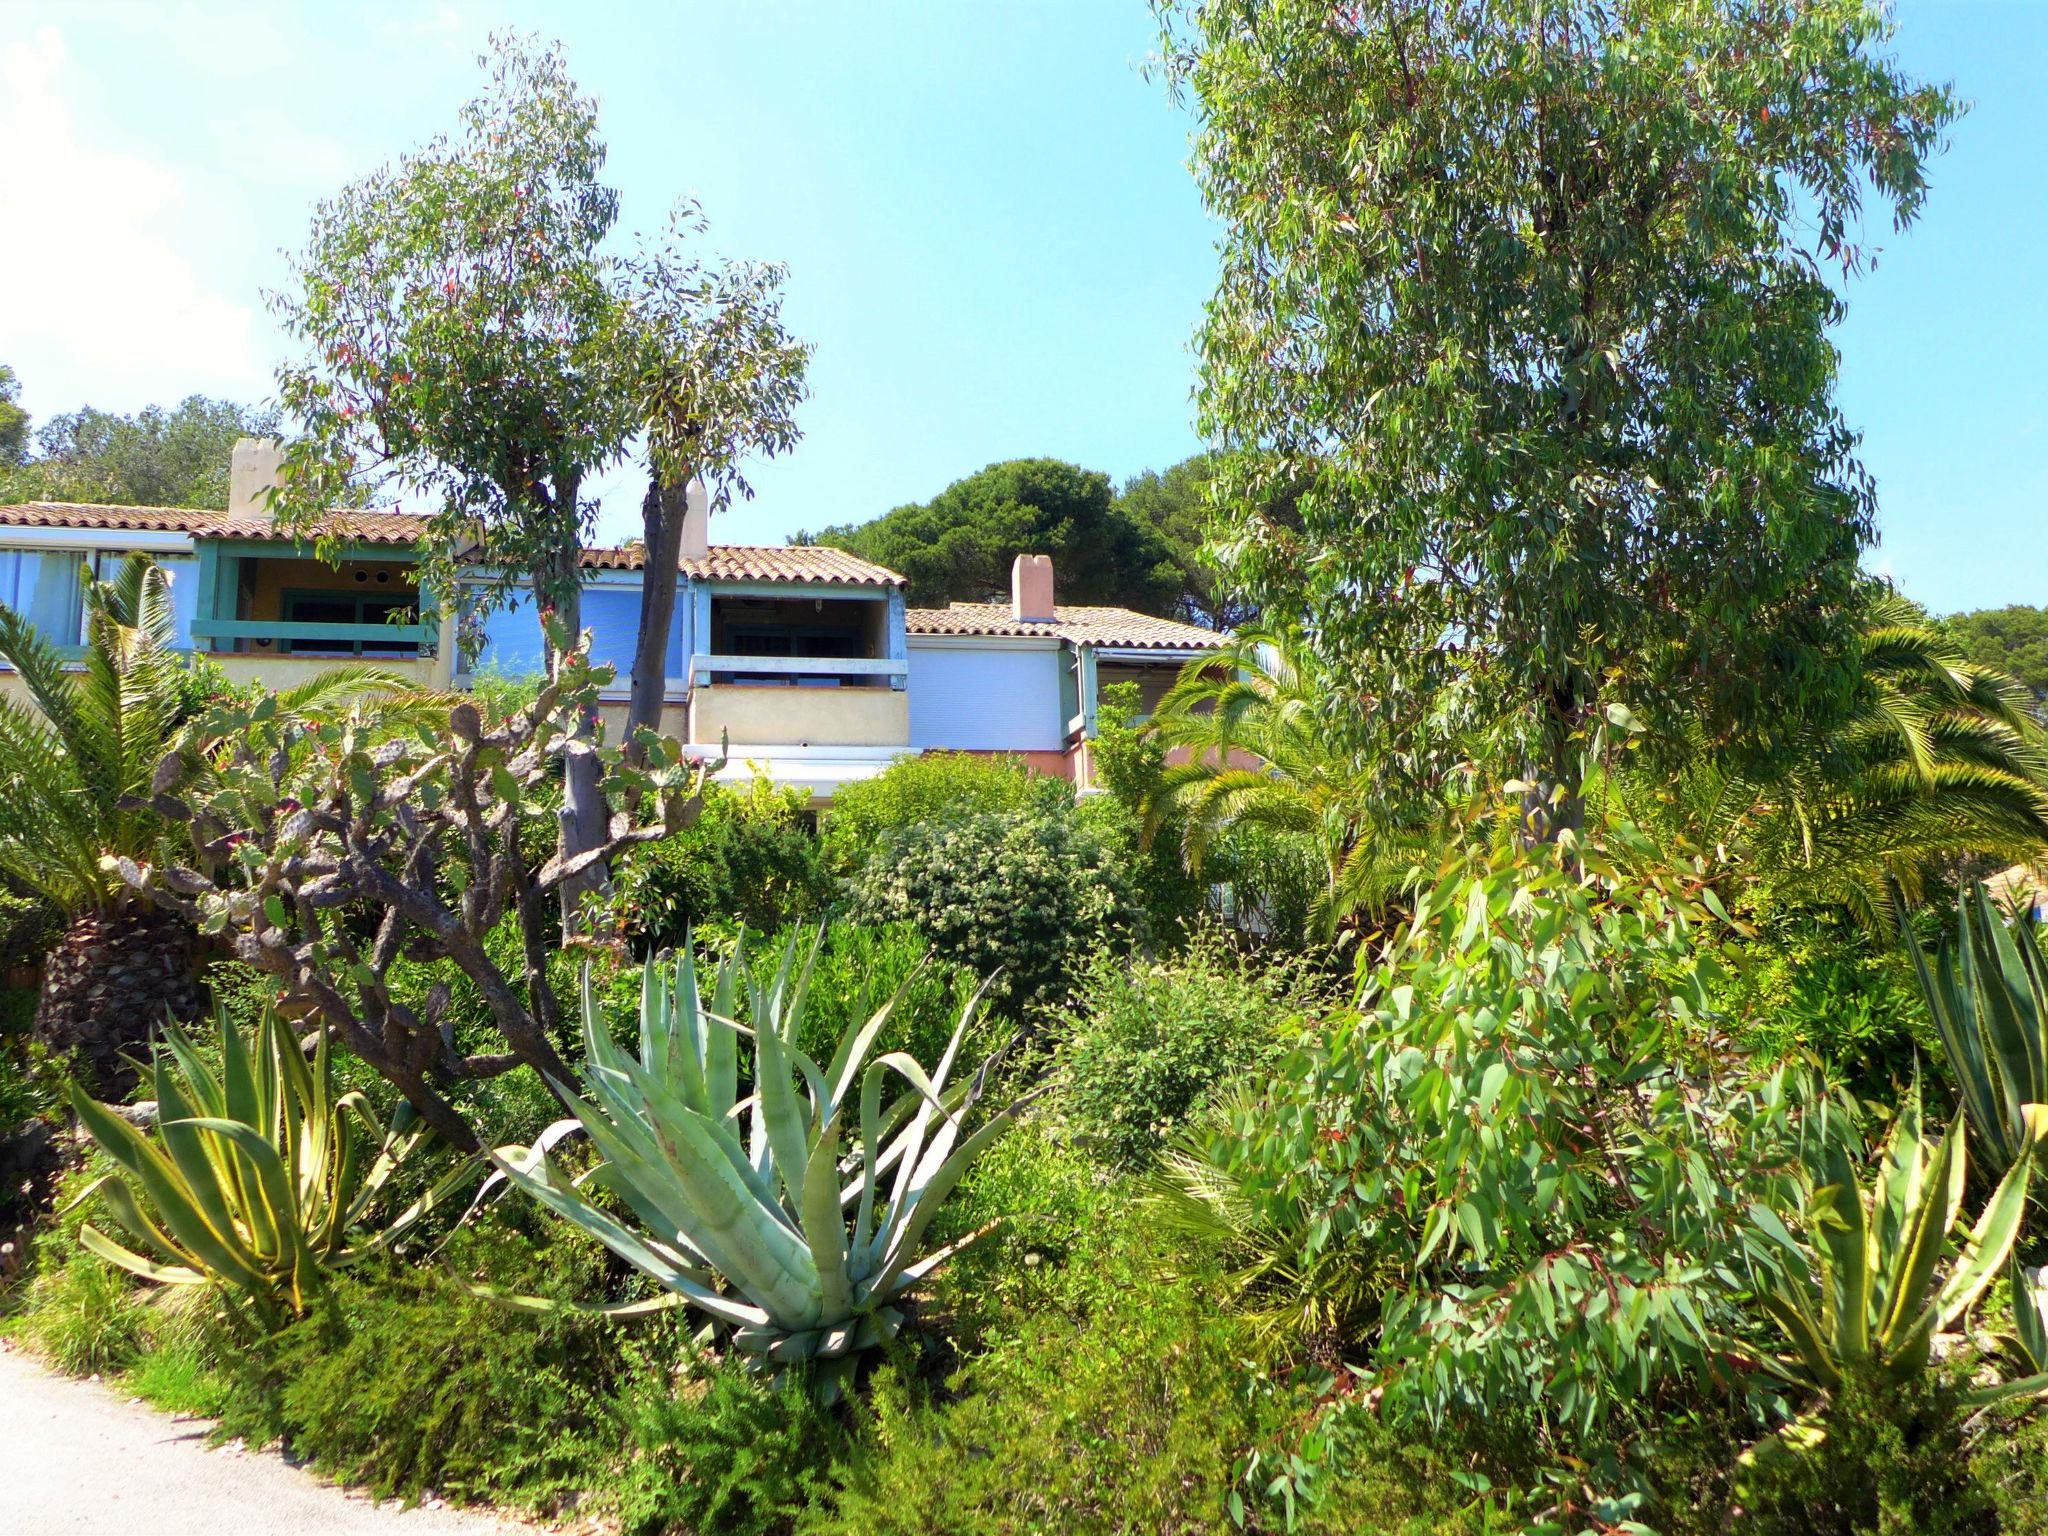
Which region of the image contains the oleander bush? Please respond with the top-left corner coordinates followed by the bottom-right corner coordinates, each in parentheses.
top-left (851, 808), bottom-right (1138, 1013)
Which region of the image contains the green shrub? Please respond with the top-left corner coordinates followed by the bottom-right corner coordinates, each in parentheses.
top-left (1192, 832), bottom-right (1806, 1488)
top-left (1705, 897), bottom-right (1929, 1096)
top-left (807, 1220), bottom-right (1471, 1536)
top-left (224, 1223), bottom-right (634, 1512)
top-left (1056, 937), bottom-right (1321, 1168)
top-left (851, 808), bottom-right (1137, 1013)
top-left (819, 752), bottom-right (1067, 877)
top-left (615, 774), bottom-right (834, 947)
top-left (1079, 683), bottom-right (1211, 942)
top-left (0, 883), bottom-right (58, 972)
top-left (9, 1158), bottom-right (175, 1374)
top-left (922, 1114), bottom-right (1116, 1336)
top-left (1733, 1368), bottom-right (1994, 1536)
top-left (742, 921), bottom-right (989, 1070)
top-left (1966, 1401), bottom-right (2048, 1534)
top-left (12, 1247), bottom-right (151, 1374)
top-left (615, 1361), bottom-right (846, 1536)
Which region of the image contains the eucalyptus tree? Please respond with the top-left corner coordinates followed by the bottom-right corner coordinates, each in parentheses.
top-left (1157, 0), bottom-right (1960, 838)
top-left (271, 35), bottom-right (630, 918)
top-left (618, 206), bottom-right (809, 748)
top-left (270, 34), bottom-right (810, 919)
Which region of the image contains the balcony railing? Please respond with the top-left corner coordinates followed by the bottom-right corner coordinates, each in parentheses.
top-left (688, 652), bottom-right (907, 688)
top-left (188, 618), bottom-right (432, 653)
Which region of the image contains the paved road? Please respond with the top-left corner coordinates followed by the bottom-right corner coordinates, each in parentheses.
top-left (0, 1344), bottom-right (536, 1535)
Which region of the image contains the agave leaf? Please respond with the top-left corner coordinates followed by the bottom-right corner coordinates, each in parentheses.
top-left (481, 1146), bottom-right (770, 1328)
top-left (824, 964), bottom-right (920, 1105)
top-left (1972, 892), bottom-right (2040, 1142)
top-left (865, 1085), bottom-right (1048, 1304)
top-left (707, 937), bottom-right (742, 1115)
top-left (1752, 1287), bottom-right (1841, 1392)
top-left (674, 944), bottom-right (710, 1105)
top-left (755, 1008), bottom-right (816, 1211)
top-left (1913, 924), bottom-right (2012, 1169)
top-left (173, 1117), bottom-right (325, 1306)
top-left (800, 1106), bottom-right (852, 1319)
top-left (2013, 1258), bottom-right (2048, 1374)
top-left (79, 1223), bottom-right (207, 1287)
top-left (1894, 1109), bottom-right (2041, 1366)
top-left (474, 1286), bottom-right (696, 1321)
top-left (68, 1087), bottom-right (271, 1296)
top-left (1877, 1112), bottom-right (1965, 1348)
top-left (352, 1151), bottom-right (484, 1259)
top-left (1956, 1370), bottom-right (2048, 1409)
top-left (643, 1104), bottom-right (824, 1326)
top-left (90, 1171), bottom-right (186, 1264)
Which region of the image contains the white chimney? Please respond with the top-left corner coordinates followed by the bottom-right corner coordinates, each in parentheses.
top-left (680, 477), bottom-right (710, 562)
top-left (1011, 553), bottom-right (1055, 622)
top-left (228, 437), bottom-right (285, 519)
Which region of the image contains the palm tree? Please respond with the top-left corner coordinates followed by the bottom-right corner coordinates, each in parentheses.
top-left (1613, 592), bottom-right (2048, 929)
top-left (0, 555), bottom-right (398, 1094)
top-left (1143, 627), bottom-right (1434, 940)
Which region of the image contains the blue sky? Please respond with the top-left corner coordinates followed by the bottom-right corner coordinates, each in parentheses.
top-left (0, 1), bottom-right (2038, 615)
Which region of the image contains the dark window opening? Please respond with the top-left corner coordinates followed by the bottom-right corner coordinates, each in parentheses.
top-left (282, 590), bottom-right (420, 655)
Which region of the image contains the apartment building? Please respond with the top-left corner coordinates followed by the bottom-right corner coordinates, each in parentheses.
top-left (0, 440), bottom-right (1225, 799)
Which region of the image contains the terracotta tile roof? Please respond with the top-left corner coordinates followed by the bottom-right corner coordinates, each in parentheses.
top-left (581, 543), bottom-right (906, 587)
top-left (0, 501), bottom-right (214, 533)
top-left (203, 510), bottom-right (432, 545)
top-left (0, 502), bottom-right (903, 581)
top-left (0, 501), bottom-right (430, 546)
top-left (904, 603), bottom-right (1228, 650)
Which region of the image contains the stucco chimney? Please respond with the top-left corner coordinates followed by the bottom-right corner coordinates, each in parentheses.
top-left (1011, 553), bottom-right (1055, 623)
top-left (680, 477), bottom-right (710, 562)
top-left (227, 437), bottom-right (285, 519)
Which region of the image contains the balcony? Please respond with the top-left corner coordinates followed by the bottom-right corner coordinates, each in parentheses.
top-left (688, 673), bottom-right (909, 750)
top-left (188, 617), bottom-right (433, 655)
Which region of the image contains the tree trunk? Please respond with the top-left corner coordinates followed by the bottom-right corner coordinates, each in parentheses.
top-left (626, 472), bottom-right (690, 756)
top-left (532, 485), bottom-right (611, 938)
top-left (36, 905), bottom-right (204, 1099)
top-left (1524, 677), bottom-right (1589, 851)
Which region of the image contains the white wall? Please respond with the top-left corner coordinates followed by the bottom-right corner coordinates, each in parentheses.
top-left (907, 640), bottom-right (1064, 751)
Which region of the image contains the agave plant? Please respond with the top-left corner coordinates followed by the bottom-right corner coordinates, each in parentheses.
top-left (70, 1005), bottom-right (476, 1325)
top-left (488, 930), bottom-right (1030, 1396)
top-left (1751, 1086), bottom-right (2046, 1410)
top-left (1908, 882), bottom-right (2048, 1182)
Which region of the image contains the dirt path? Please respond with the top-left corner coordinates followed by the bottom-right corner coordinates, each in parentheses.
top-left (0, 1343), bottom-right (538, 1535)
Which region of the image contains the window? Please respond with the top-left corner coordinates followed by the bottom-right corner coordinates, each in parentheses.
top-left (282, 589), bottom-right (419, 655)
top-left (0, 548), bottom-right (203, 660)
top-left (725, 625), bottom-right (860, 685)
top-left (0, 549), bottom-right (86, 647)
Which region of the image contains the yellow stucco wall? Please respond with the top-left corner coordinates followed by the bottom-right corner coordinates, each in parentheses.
top-left (593, 700), bottom-right (692, 745)
top-left (209, 652), bottom-right (445, 691)
top-left (688, 685), bottom-right (909, 748)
